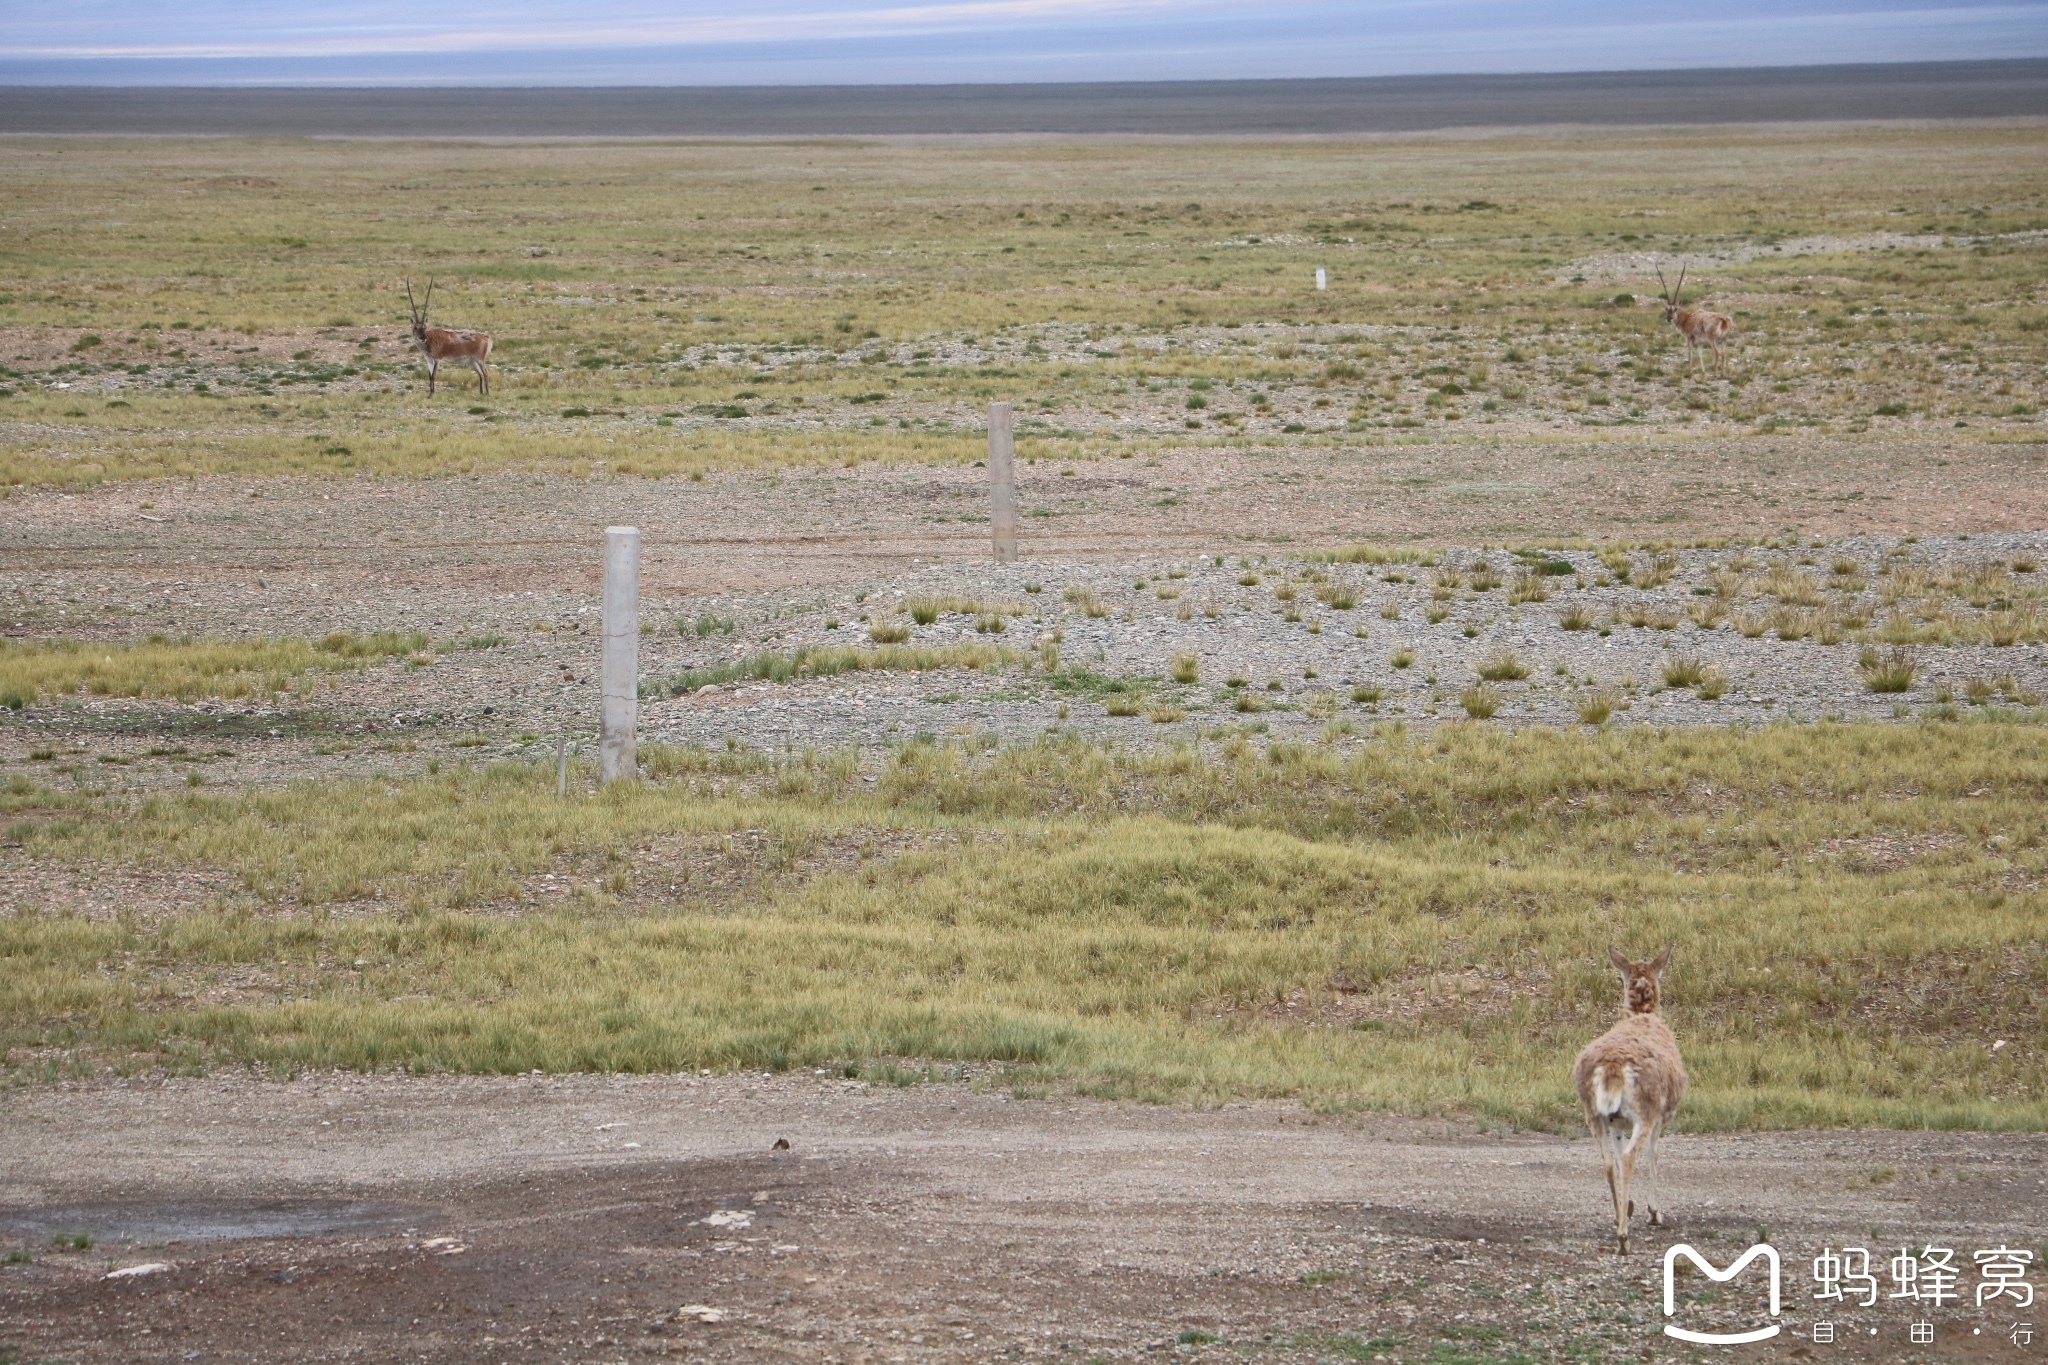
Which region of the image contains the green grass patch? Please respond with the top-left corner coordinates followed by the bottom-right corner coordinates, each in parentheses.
top-left (6, 126), bottom-right (2046, 489)
top-left (3, 721), bottom-right (2044, 1128)
top-left (0, 418), bottom-right (990, 490)
top-left (0, 631), bottom-right (426, 703)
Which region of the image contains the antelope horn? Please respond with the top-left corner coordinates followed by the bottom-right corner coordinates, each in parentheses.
top-left (1672, 266), bottom-right (1685, 305)
top-left (1655, 267), bottom-right (1669, 302)
top-left (422, 278), bottom-right (434, 319)
top-left (404, 278), bottom-right (419, 323)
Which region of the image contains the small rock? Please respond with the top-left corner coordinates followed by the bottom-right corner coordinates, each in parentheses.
top-left (678, 1303), bottom-right (726, 1323)
top-left (105, 1263), bottom-right (171, 1280)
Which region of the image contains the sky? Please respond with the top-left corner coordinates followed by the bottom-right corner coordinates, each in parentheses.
top-left (2, 0), bottom-right (2044, 85)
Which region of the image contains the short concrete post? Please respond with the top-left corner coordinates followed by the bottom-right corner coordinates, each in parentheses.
top-left (1315, 267), bottom-right (1327, 291)
top-left (988, 402), bottom-right (1018, 564)
top-left (556, 736), bottom-right (570, 797)
top-left (600, 526), bottom-right (640, 783)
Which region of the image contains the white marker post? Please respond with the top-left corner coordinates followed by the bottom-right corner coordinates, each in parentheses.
top-left (1315, 267), bottom-right (1327, 291)
top-left (988, 401), bottom-right (1018, 564)
top-left (600, 525), bottom-right (640, 783)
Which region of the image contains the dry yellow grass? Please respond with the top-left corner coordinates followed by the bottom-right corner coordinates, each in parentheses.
top-left (5, 124), bottom-right (2045, 488)
top-left (0, 631), bottom-right (427, 706)
top-left (5, 720), bottom-right (2043, 1130)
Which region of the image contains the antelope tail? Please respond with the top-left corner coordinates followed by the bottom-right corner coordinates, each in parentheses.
top-left (1591, 1063), bottom-right (1630, 1119)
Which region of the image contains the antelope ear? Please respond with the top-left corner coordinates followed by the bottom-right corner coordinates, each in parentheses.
top-left (1608, 944), bottom-right (1631, 974)
top-left (1650, 946), bottom-right (1671, 974)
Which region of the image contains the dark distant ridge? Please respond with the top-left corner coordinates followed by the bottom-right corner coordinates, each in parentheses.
top-left (2, 61), bottom-right (2044, 137)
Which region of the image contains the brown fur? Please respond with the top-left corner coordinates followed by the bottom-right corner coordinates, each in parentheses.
top-left (404, 279), bottom-right (492, 396)
top-left (1657, 267), bottom-right (1732, 374)
top-left (1571, 945), bottom-right (1687, 1254)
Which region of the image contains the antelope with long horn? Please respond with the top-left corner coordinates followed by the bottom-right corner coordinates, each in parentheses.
top-left (1573, 946), bottom-right (1687, 1254)
top-left (1657, 267), bottom-right (1731, 374)
top-left (403, 278), bottom-right (493, 396)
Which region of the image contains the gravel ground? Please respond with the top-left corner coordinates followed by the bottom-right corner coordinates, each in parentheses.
top-left (3, 1073), bottom-right (2043, 1364)
top-left (633, 530), bottom-right (2048, 757)
top-left (4, 463), bottom-right (2044, 790)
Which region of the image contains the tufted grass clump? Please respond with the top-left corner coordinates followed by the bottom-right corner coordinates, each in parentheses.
top-left (1459, 683), bottom-right (1501, 719)
top-left (1860, 646), bottom-right (1918, 693)
top-left (1063, 588), bottom-right (1108, 619)
top-left (1663, 656), bottom-right (1708, 688)
top-left (1575, 688), bottom-right (1617, 725)
top-left (1507, 571), bottom-right (1551, 605)
top-left (1476, 648), bottom-right (1530, 682)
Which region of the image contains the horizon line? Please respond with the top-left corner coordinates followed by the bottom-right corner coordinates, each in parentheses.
top-left (4, 55), bottom-right (2044, 90)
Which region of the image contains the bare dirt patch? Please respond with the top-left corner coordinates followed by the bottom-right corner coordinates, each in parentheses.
top-left (1, 1073), bottom-right (2041, 1363)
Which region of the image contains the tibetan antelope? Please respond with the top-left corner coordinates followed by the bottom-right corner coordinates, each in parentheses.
top-left (1572, 946), bottom-right (1686, 1255)
top-left (403, 279), bottom-right (492, 396)
top-left (1656, 267), bottom-right (1731, 374)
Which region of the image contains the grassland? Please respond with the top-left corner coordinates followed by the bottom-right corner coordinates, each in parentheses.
top-left (0, 631), bottom-right (430, 707)
top-left (5, 720), bottom-right (2042, 1130)
top-left (3, 123), bottom-right (2045, 1136)
top-left (2, 124), bottom-right (2044, 488)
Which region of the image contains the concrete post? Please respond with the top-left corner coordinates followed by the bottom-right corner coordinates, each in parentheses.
top-left (988, 402), bottom-right (1018, 564)
top-left (600, 525), bottom-right (640, 783)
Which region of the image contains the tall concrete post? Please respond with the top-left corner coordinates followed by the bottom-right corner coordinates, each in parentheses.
top-left (988, 402), bottom-right (1018, 564)
top-left (600, 525), bottom-right (640, 783)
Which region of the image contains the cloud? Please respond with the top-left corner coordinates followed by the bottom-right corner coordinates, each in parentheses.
top-left (3, 0), bottom-right (2044, 82)
top-left (7, 0), bottom-right (1212, 58)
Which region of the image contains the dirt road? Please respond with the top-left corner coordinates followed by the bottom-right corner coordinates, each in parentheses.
top-left (6, 435), bottom-right (2041, 613)
top-left (3, 1074), bottom-right (2041, 1363)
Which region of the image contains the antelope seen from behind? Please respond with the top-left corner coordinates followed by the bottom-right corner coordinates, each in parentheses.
top-left (1657, 267), bottom-right (1731, 374)
top-left (404, 278), bottom-right (492, 396)
top-left (1572, 946), bottom-right (1686, 1254)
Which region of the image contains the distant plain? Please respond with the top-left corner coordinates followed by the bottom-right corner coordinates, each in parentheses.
top-left (1, 115), bottom-right (2044, 1125)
